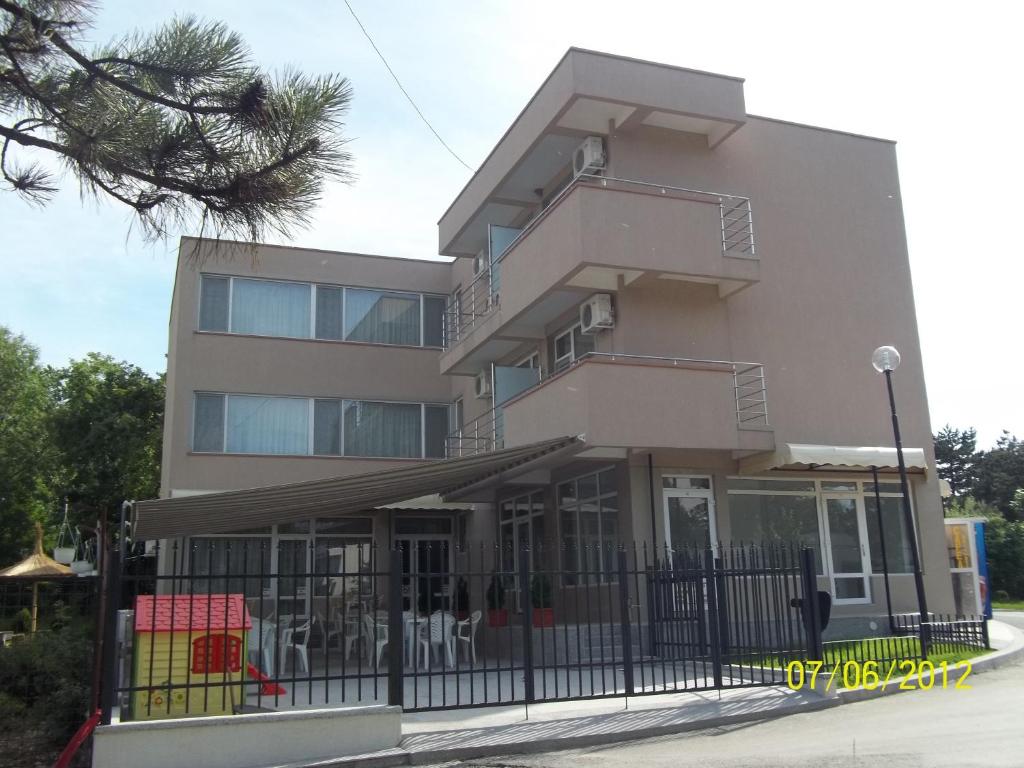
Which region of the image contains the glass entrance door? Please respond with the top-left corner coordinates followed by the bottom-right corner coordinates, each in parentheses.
top-left (663, 477), bottom-right (717, 550)
top-left (824, 496), bottom-right (871, 604)
top-left (395, 537), bottom-right (452, 614)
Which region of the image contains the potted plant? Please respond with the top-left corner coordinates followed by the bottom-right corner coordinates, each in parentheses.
top-left (486, 575), bottom-right (507, 627)
top-left (454, 577), bottom-right (470, 620)
top-left (530, 574), bottom-right (554, 628)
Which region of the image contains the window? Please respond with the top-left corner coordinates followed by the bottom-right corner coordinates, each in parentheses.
top-left (198, 276), bottom-right (229, 332)
top-left (551, 323), bottom-right (595, 373)
top-left (232, 278), bottom-right (311, 338)
top-left (516, 351), bottom-right (540, 370)
top-left (226, 395), bottom-right (308, 455)
top-left (865, 495), bottom-right (915, 573)
top-left (728, 491), bottom-right (823, 573)
top-left (197, 275), bottom-right (445, 347)
top-left (559, 468), bottom-right (619, 583)
top-left (343, 400), bottom-right (422, 458)
top-left (727, 477), bottom-right (919, 580)
top-left (194, 393), bottom-right (447, 459)
top-left (423, 296), bottom-right (447, 347)
top-left (345, 288), bottom-right (420, 345)
top-left (193, 393), bottom-right (226, 452)
top-left (191, 537), bottom-right (272, 598)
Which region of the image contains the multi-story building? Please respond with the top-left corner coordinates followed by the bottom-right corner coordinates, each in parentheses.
top-left (147, 48), bottom-right (955, 636)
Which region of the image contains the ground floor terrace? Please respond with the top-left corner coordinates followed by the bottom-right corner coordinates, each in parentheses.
top-left (115, 437), bottom-right (966, 722)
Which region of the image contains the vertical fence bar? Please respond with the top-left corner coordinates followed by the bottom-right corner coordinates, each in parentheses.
top-left (99, 533), bottom-right (122, 724)
top-left (617, 548), bottom-right (635, 696)
top-left (799, 547), bottom-right (823, 660)
top-left (703, 548), bottom-right (724, 690)
top-left (387, 548), bottom-right (404, 707)
top-left (518, 546), bottom-right (535, 704)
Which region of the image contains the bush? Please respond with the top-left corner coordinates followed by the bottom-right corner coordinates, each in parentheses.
top-left (0, 621), bottom-right (93, 743)
top-left (530, 574), bottom-right (553, 609)
top-left (984, 517), bottom-right (1024, 599)
top-left (11, 608), bottom-right (32, 633)
top-left (995, 589), bottom-right (1010, 602)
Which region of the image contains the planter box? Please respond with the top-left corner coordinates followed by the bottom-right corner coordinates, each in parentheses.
top-left (533, 608), bottom-right (554, 628)
top-left (487, 609), bottom-right (508, 627)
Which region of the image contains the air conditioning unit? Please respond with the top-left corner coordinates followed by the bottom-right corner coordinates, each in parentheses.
top-left (580, 293), bottom-right (614, 334)
top-left (474, 370), bottom-right (492, 399)
top-left (573, 136), bottom-right (606, 177)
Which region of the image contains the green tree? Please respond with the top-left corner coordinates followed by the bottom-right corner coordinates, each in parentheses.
top-left (49, 353), bottom-right (163, 525)
top-left (982, 515), bottom-right (1024, 598)
top-left (1, 0), bottom-right (353, 240)
top-left (0, 327), bottom-right (56, 564)
top-left (933, 425), bottom-right (977, 505)
top-left (973, 432), bottom-right (1024, 520)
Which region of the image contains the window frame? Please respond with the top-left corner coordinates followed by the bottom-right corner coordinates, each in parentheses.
top-left (725, 475), bottom-right (920, 592)
top-left (558, 466), bottom-right (620, 584)
top-left (192, 391), bottom-right (448, 459)
top-left (197, 273), bottom-right (447, 349)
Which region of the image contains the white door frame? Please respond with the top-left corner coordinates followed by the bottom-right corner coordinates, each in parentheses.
top-left (821, 492), bottom-right (872, 605)
top-left (662, 475), bottom-right (718, 550)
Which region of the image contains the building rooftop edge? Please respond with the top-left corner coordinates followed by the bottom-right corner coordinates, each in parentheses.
top-left (179, 236), bottom-right (453, 266)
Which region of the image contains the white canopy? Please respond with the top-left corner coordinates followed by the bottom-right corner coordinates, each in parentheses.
top-left (738, 443), bottom-right (927, 475)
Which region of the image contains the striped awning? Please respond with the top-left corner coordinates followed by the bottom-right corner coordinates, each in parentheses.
top-left (738, 443), bottom-right (928, 475)
top-left (132, 436), bottom-right (580, 539)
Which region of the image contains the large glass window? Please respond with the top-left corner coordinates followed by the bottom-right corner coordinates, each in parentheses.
top-left (198, 275), bottom-right (444, 347)
top-left (559, 467), bottom-right (619, 583)
top-left (191, 537), bottom-right (271, 598)
top-left (198, 275), bottom-right (229, 332)
top-left (343, 400), bottom-right (422, 458)
top-left (865, 495), bottom-right (915, 573)
top-left (193, 392), bottom-right (226, 452)
top-left (226, 395), bottom-right (309, 455)
top-left (231, 278), bottom-right (311, 338)
top-left (195, 393), bottom-right (446, 458)
top-left (728, 493), bottom-right (823, 573)
top-left (345, 289), bottom-right (420, 346)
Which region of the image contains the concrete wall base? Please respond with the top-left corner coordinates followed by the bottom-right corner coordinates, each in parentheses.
top-left (92, 705), bottom-right (401, 768)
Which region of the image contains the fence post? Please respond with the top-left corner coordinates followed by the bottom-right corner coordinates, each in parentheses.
top-left (99, 532), bottom-right (122, 724)
top-left (517, 546), bottom-right (535, 703)
top-left (799, 547), bottom-right (823, 661)
top-left (703, 549), bottom-right (724, 690)
top-left (387, 548), bottom-right (404, 707)
top-left (981, 617), bottom-right (990, 650)
top-left (617, 549), bottom-right (635, 696)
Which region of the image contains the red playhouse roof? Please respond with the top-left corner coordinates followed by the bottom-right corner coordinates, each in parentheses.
top-left (134, 594), bottom-right (252, 633)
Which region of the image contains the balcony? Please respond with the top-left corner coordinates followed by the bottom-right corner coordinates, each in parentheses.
top-left (442, 175), bottom-right (759, 375)
top-left (446, 353), bottom-right (773, 458)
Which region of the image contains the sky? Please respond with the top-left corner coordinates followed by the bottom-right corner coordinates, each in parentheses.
top-left (0, 0), bottom-right (1021, 449)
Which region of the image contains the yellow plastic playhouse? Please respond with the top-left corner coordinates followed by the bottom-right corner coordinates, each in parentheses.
top-left (131, 593), bottom-right (250, 719)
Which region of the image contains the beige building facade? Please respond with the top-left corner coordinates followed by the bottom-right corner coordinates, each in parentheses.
top-left (158, 49), bottom-right (954, 635)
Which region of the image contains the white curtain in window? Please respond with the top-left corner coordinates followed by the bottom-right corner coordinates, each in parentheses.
top-left (226, 395), bottom-right (309, 454)
top-left (345, 289), bottom-right (419, 345)
top-left (232, 279), bottom-right (311, 337)
top-left (343, 400), bottom-right (421, 457)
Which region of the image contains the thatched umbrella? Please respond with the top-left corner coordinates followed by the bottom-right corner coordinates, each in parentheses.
top-left (0, 522), bottom-right (72, 632)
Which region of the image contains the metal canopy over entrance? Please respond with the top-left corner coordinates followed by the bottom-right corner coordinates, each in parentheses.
top-left (738, 443), bottom-right (928, 475)
top-left (132, 437), bottom-right (581, 539)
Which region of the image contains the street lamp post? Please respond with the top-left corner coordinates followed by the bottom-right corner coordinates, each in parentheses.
top-left (872, 346), bottom-right (930, 651)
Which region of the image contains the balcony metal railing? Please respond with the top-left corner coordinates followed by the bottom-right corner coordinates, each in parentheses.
top-left (445, 353), bottom-right (768, 457)
top-left (443, 174), bottom-right (756, 349)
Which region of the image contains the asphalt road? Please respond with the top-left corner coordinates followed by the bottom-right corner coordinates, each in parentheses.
top-left (993, 609), bottom-right (1024, 631)
top-left (449, 659), bottom-right (1024, 768)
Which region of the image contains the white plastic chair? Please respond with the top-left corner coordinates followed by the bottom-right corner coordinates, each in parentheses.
top-left (362, 614), bottom-right (389, 667)
top-left (247, 619), bottom-right (276, 675)
top-left (455, 610), bottom-right (482, 664)
top-left (418, 612), bottom-right (456, 669)
top-left (280, 617), bottom-right (315, 674)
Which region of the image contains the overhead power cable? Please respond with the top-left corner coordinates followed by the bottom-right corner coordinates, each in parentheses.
top-left (344, 0), bottom-right (475, 172)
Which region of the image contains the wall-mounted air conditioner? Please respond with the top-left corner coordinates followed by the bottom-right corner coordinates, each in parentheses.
top-left (573, 136), bottom-right (606, 177)
top-left (580, 293), bottom-right (614, 334)
top-left (474, 370), bottom-right (492, 399)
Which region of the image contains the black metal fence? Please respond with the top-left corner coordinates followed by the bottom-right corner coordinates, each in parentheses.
top-left (101, 539), bottom-right (823, 720)
top-left (98, 537), bottom-right (994, 722)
